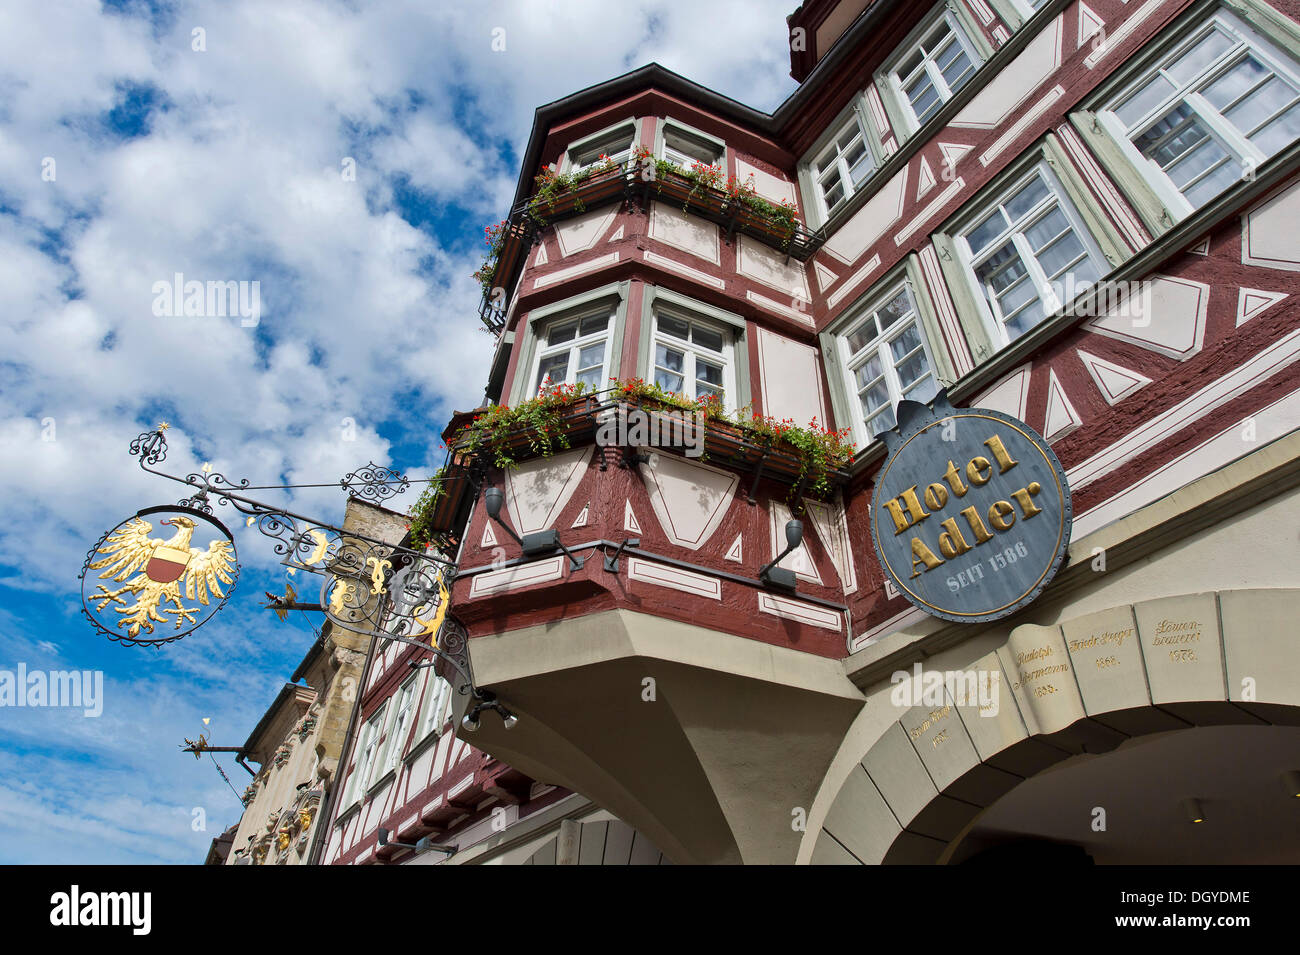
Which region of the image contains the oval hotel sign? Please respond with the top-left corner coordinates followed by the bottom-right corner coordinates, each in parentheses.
top-left (870, 392), bottom-right (1071, 623)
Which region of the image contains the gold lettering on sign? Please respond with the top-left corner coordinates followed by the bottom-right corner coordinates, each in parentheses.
top-left (881, 431), bottom-right (1046, 578)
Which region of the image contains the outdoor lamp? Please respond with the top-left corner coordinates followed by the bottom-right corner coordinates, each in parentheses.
top-left (758, 519), bottom-right (803, 591)
top-left (461, 689), bottom-right (519, 733)
top-left (377, 827), bottom-right (456, 857)
top-left (484, 485), bottom-right (584, 571)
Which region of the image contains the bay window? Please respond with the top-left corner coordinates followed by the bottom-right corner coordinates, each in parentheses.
top-left (532, 308), bottom-right (612, 393)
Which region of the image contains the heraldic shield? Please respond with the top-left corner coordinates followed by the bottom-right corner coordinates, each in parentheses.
top-left (80, 505), bottom-right (240, 647)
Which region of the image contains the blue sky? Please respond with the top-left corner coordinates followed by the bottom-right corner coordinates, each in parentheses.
top-left (0, 0), bottom-right (797, 863)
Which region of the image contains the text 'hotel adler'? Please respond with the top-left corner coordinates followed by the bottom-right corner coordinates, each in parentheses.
top-left (217, 0), bottom-right (1300, 866)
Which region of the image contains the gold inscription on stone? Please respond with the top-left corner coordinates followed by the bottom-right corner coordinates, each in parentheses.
top-left (908, 705), bottom-right (952, 741)
top-left (1012, 644), bottom-right (1067, 694)
top-left (1151, 618), bottom-right (1202, 645)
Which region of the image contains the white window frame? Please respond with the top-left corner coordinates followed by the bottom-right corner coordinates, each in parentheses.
top-left (656, 119), bottom-right (726, 171)
top-left (1096, 8), bottom-right (1300, 218)
top-left (882, 3), bottom-right (986, 136)
top-left (835, 278), bottom-right (941, 446)
top-left (344, 703), bottom-right (387, 805)
top-left (559, 119), bottom-right (638, 175)
top-left (646, 304), bottom-right (738, 412)
top-left (414, 672), bottom-right (451, 746)
top-left (530, 306), bottom-right (614, 394)
top-left (952, 160), bottom-right (1109, 349)
top-left (380, 676), bottom-right (418, 774)
top-left (807, 106), bottom-right (879, 223)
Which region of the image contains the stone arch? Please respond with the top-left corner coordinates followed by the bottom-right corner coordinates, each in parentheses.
top-left (525, 819), bottom-right (669, 865)
top-left (810, 589), bottom-right (1300, 864)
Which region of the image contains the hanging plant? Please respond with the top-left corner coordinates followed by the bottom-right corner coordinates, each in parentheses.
top-left (406, 465), bottom-right (449, 551)
top-left (454, 382), bottom-right (593, 470)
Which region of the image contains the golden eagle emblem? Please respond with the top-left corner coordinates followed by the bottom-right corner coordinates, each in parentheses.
top-left (88, 515), bottom-right (236, 637)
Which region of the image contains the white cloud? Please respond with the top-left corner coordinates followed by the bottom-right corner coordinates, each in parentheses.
top-left (0, 0), bottom-right (797, 862)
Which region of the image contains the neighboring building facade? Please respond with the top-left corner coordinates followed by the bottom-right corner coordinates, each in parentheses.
top-left (220, 499), bottom-right (407, 865)
top-left (338, 0), bottom-right (1300, 864)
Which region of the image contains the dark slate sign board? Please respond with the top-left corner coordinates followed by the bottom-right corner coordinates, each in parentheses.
top-left (870, 392), bottom-right (1072, 624)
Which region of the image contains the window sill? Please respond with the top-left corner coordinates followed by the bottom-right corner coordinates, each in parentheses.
top-left (403, 730), bottom-right (442, 764)
top-left (365, 768), bottom-right (396, 799)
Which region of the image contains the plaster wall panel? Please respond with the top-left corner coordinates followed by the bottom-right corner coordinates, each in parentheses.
top-left (649, 202), bottom-right (720, 264)
top-left (951, 15), bottom-right (1064, 129)
top-left (755, 327), bottom-right (825, 427)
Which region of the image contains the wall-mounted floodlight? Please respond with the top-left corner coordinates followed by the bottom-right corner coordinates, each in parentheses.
top-left (484, 486), bottom-right (584, 571)
top-left (758, 519), bottom-right (803, 591)
top-left (377, 827), bottom-right (457, 856)
top-left (460, 689), bottom-right (519, 733)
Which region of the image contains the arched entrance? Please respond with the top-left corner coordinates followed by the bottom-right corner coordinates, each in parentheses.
top-left (808, 589), bottom-right (1300, 864)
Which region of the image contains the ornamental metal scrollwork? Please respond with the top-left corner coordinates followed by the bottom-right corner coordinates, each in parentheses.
top-left (341, 462), bottom-right (409, 503)
top-left (86, 424), bottom-right (485, 717)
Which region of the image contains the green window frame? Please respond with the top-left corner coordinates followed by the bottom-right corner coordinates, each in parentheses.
top-left (508, 282), bottom-right (631, 406)
top-left (931, 134), bottom-right (1133, 362)
top-left (1070, 0), bottom-right (1300, 236)
top-left (820, 256), bottom-right (956, 449)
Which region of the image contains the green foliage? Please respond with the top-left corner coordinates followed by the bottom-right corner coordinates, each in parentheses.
top-left (406, 466), bottom-right (448, 551)
top-left (454, 382), bottom-right (592, 470)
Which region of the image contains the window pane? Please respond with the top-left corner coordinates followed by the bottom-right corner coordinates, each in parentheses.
top-left (577, 342), bottom-right (604, 369)
top-left (905, 374), bottom-right (938, 404)
top-left (938, 42), bottom-right (974, 92)
top-left (1249, 102), bottom-right (1300, 155)
top-left (1036, 231), bottom-right (1088, 279)
top-left (696, 359), bottom-right (723, 387)
top-left (966, 210), bottom-right (1007, 254)
top-left (854, 354), bottom-right (883, 390)
top-left (536, 352), bottom-right (568, 388)
top-left (1165, 28), bottom-right (1235, 86)
top-left (845, 318), bottom-right (876, 355)
top-left (1115, 75), bottom-right (1177, 128)
top-left (654, 369), bottom-right (684, 392)
top-left (655, 343), bottom-right (684, 372)
top-left (1023, 206), bottom-right (1069, 251)
top-left (889, 324), bottom-right (922, 363)
top-left (579, 313), bottom-right (609, 336)
top-left (859, 380), bottom-right (891, 414)
top-left (658, 315), bottom-right (689, 340)
top-left (1181, 159), bottom-right (1242, 207)
top-left (879, 289), bottom-right (912, 328)
top-left (1004, 175), bottom-right (1051, 223)
top-left (547, 320), bottom-right (576, 345)
top-left (907, 76), bottom-right (942, 123)
top-left (692, 325), bottom-right (724, 352)
top-left (1224, 75), bottom-right (1297, 136)
top-left (1202, 56), bottom-right (1270, 111)
top-left (823, 180), bottom-right (845, 209)
top-left (867, 406), bottom-right (897, 437)
top-left (1164, 137), bottom-right (1231, 189)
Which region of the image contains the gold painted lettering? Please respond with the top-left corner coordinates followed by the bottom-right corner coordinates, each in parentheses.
top-left (884, 485), bottom-right (930, 536)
